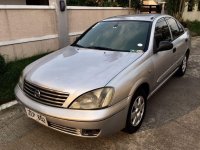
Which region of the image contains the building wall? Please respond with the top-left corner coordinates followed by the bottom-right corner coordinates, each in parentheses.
top-left (0, 0), bottom-right (26, 5)
top-left (67, 6), bottom-right (134, 43)
top-left (183, 3), bottom-right (200, 21)
top-left (0, 6), bottom-right (59, 61)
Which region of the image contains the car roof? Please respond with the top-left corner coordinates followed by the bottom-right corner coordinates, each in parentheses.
top-left (103, 14), bottom-right (164, 22)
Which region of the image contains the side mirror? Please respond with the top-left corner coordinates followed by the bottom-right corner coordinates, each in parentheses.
top-left (154, 41), bottom-right (173, 53)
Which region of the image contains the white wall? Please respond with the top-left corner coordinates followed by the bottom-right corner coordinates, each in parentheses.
top-left (0, 5), bottom-right (59, 62)
top-left (183, 3), bottom-right (200, 21)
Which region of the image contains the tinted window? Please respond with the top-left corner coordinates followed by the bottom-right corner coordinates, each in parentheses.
top-left (74, 21), bottom-right (151, 52)
top-left (177, 22), bottom-right (184, 35)
top-left (166, 18), bottom-right (183, 40)
top-left (154, 18), bottom-right (171, 48)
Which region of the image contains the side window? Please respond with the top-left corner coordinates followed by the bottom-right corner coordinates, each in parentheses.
top-left (154, 18), bottom-right (171, 48)
top-left (166, 17), bottom-right (182, 40)
top-left (177, 22), bottom-right (184, 35)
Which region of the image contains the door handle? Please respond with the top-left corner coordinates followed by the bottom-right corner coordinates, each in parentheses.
top-left (173, 48), bottom-right (176, 53)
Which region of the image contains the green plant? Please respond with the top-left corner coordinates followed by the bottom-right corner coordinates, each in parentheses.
top-left (0, 52), bottom-right (49, 105)
top-left (0, 55), bottom-right (6, 74)
top-left (185, 20), bottom-right (200, 36)
top-left (67, 0), bottom-right (129, 7)
top-left (132, 0), bottom-right (142, 9)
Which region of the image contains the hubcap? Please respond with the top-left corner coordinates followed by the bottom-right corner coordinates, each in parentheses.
top-left (131, 96), bottom-right (145, 127)
top-left (182, 56), bottom-right (187, 72)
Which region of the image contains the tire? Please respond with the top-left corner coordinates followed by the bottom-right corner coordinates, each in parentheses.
top-left (176, 54), bottom-right (188, 77)
top-left (124, 89), bottom-right (147, 134)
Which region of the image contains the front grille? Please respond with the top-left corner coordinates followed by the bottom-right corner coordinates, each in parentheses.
top-left (48, 122), bottom-right (82, 136)
top-left (23, 80), bottom-right (69, 108)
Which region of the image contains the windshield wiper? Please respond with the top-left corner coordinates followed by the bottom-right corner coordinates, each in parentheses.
top-left (73, 44), bottom-right (128, 52)
top-left (73, 43), bottom-right (85, 48)
top-left (73, 44), bottom-right (112, 50)
top-left (84, 46), bottom-right (117, 51)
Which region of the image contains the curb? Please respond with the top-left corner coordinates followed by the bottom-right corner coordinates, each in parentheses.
top-left (0, 100), bottom-right (18, 111)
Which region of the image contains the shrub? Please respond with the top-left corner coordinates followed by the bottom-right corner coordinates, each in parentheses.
top-left (67, 0), bottom-right (129, 7)
top-left (182, 20), bottom-right (200, 36)
top-left (0, 55), bottom-right (6, 74)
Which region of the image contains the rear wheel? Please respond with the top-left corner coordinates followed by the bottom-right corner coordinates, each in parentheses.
top-left (124, 89), bottom-right (146, 134)
top-left (176, 54), bottom-right (188, 77)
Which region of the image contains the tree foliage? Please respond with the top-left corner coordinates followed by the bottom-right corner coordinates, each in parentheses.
top-left (67, 0), bottom-right (129, 7)
top-left (132, 0), bottom-right (142, 9)
top-left (166, 0), bottom-right (200, 20)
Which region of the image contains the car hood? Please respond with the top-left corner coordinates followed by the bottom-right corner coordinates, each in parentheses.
top-left (26, 46), bottom-right (143, 95)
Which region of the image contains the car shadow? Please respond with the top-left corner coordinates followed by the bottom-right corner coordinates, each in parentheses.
top-left (140, 75), bottom-right (200, 132)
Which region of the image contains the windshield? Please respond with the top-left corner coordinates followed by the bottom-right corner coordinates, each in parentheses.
top-left (73, 21), bottom-right (151, 52)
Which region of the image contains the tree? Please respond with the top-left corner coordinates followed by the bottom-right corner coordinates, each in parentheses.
top-left (131, 0), bottom-right (142, 13)
top-left (166, 0), bottom-right (200, 20)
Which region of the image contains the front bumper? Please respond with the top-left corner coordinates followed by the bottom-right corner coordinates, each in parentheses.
top-left (15, 85), bottom-right (130, 137)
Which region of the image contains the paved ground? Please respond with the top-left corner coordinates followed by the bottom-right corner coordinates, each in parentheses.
top-left (0, 37), bottom-right (200, 150)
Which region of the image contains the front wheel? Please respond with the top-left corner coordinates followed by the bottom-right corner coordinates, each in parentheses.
top-left (176, 54), bottom-right (188, 77)
top-left (124, 89), bottom-right (146, 134)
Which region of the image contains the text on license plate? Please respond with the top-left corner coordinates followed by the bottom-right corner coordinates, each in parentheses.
top-left (25, 108), bottom-right (48, 126)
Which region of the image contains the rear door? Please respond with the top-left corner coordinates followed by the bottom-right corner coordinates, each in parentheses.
top-left (165, 17), bottom-right (187, 66)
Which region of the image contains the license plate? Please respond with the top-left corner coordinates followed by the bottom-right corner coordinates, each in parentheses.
top-left (25, 108), bottom-right (48, 126)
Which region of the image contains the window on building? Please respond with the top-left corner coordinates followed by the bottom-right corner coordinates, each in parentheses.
top-left (198, 1), bottom-right (200, 11)
top-left (188, 0), bottom-right (194, 12)
top-left (26, 0), bottom-right (49, 5)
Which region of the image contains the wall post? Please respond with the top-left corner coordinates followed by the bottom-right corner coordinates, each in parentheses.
top-left (49, 0), bottom-right (68, 48)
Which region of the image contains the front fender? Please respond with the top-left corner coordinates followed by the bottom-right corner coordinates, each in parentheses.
top-left (107, 54), bottom-right (154, 106)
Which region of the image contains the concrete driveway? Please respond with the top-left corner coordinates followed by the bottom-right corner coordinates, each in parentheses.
top-left (0, 37), bottom-right (200, 150)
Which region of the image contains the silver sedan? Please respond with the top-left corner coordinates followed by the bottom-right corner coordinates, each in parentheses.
top-left (15, 14), bottom-right (191, 137)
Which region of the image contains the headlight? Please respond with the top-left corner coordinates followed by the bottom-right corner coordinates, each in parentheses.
top-left (69, 88), bottom-right (114, 110)
top-left (18, 72), bottom-right (24, 89)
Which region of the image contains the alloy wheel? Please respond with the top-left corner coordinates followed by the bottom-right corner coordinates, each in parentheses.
top-left (182, 56), bottom-right (187, 73)
top-left (131, 96), bottom-right (145, 127)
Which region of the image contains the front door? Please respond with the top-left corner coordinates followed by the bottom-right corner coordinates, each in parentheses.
top-left (151, 18), bottom-right (176, 88)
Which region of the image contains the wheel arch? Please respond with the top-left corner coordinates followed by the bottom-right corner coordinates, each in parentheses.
top-left (124, 81), bottom-right (150, 133)
top-left (186, 49), bottom-right (190, 59)
top-left (129, 80), bottom-right (150, 100)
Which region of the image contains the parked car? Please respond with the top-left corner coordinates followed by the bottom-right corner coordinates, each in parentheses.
top-left (15, 14), bottom-right (191, 137)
